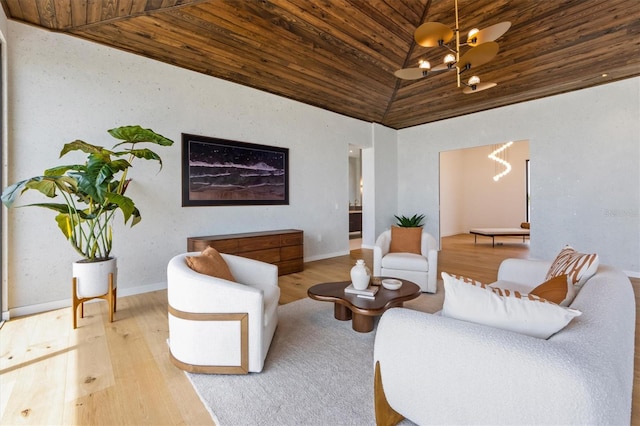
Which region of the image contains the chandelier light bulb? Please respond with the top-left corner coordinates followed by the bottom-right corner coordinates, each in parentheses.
top-left (467, 28), bottom-right (480, 43)
top-left (468, 75), bottom-right (481, 86)
top-left (444, 53), bottom-right (456, 65)
top-left (419, 60), bottom-right (431, 70)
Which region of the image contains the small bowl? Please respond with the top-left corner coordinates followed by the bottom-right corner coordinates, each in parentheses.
top-left (382, 278), bottom-right (403, 290)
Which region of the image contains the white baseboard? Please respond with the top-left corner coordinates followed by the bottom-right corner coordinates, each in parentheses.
top-left (117, 281), bottom-right (167, 298)
top-left (8, 281), bottom-right (167, 319)
top-left (304, 250), bottom-right (350, 263)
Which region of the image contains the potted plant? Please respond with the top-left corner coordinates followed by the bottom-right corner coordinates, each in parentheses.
top-left (394, 214), bottom-right (425, 227)
top-left (1, 125), bottom-right (173, 324)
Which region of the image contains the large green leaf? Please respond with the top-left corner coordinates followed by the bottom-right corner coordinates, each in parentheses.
top-left (44, 164), bottom-right (84, 176)
top-left (87, 154), bottom-right (115, 186)
top-left (105, 192), bottom-right (138, 224)
top-left (54, 213), bottom-right (73, 239)
top-left (117, 148), bottom-right (163, 169)
top-left (1, 176), bottom-right (78, 207)
top-left (22, 202), bottom-right (83, 216)
top-left (60, 140), bottom-right (113, 157)
top-left (109, 125), bottom-right (174, 146)
top-left (1, 180), bottom-right (30, 206)
top-left (71, 161), bottom-right (109, 203)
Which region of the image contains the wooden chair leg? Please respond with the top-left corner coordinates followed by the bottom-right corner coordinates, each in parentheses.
top-left (374, 361), bottom-right (405, 426)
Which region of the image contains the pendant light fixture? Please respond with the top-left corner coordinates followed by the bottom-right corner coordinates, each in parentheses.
top-left (394, 0), bottom-right (510, 94)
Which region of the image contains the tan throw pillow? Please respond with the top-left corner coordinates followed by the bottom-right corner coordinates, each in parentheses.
top-left (389, 226), bottom-right (422, 254)
top-left (545, 246), bottom-right (598, 288)
top-left (186, 246), bottom-right (236, 282)
top-left (530, 274), bottom-right (576, 307)
top-left (441, 272), bottom-right (582, 339)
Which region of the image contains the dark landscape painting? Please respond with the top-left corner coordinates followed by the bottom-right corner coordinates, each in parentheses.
top-left (182, 134), bottom-right (289, 206)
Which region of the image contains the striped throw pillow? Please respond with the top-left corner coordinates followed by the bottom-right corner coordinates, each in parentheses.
top-left (442, 272), bottom-right (582, 339)
top-left (545, 246), bottom-right (598, 288)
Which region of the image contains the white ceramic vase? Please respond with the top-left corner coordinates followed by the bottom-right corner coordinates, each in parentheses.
top-left (73, 257), bottom-right (118, 298)
top-left (350, 259), bottom-right (371, 290)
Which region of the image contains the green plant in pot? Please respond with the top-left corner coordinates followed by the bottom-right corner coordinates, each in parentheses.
top-left (1, 125), bottom-right (174, 326)
top-left (394, 214), bottom-right (425, 227)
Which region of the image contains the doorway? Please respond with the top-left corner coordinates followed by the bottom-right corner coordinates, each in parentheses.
top-left (348, 145), bottom-right (362, 249)
top-left (439, 140), bottom-right (530, 237)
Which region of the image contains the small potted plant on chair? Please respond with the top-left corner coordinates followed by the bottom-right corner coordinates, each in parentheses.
top-left (1, 125), bottom-right (174, 327)
top-left (394, 213), bottom-right (425, 227)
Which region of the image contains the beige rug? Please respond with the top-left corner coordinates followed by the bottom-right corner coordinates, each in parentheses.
top-left (186, 293), bottom-right (439, 425)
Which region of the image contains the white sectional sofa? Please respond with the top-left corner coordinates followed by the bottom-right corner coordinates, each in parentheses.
top-left (373, 258), bottom-right (636, 425)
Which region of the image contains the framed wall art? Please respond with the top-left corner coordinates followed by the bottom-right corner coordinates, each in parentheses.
top-left (182, 134), bottom-right (289, 206)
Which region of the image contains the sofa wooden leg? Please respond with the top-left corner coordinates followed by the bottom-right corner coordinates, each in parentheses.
top-left (374, 361), bottom-right (405, 426)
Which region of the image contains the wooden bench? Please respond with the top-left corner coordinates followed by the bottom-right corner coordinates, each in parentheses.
top-left (469, 228), bottom-right (530, 247)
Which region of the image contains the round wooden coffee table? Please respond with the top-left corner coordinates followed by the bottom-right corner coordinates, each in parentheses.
top-left (307, 278), bottom-right (421, 333)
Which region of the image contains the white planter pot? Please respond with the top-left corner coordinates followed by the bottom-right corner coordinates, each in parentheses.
top-left (73, 257), bottom-right (117, 299)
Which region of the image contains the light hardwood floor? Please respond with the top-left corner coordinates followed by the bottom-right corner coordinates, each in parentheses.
top-left (1, 234), bottom-right (638, 425)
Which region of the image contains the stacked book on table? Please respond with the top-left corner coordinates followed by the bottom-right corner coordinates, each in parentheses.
top-left (344, 284), bottom-right (379, 299)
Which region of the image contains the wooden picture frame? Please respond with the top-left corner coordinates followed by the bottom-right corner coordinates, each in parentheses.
top-left (182, 134), bottom-right (289, 206)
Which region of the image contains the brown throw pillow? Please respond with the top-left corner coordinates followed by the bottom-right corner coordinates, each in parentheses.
top-left (389, 226), bottom-right (422, 254)
top-left (186, 246), bottom-right (236, 282)
top-left (530, 274), bottom-right (576, 307)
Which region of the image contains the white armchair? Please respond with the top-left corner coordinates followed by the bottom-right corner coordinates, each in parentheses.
top-left (373, 229), bottom-right (438, 293)
top-left (167, 252), bottom-right (280, 374)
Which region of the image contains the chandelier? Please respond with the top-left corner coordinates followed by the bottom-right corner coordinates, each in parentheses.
top-left (394, 0), bottom-right (510, 94)
top-left (489, 141), bottom-right (513, 181)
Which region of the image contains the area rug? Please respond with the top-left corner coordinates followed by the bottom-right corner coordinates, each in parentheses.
top-left (186, 296), bottom-right (433, 425)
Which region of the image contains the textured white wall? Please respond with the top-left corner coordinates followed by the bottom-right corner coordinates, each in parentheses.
top-left (0, 10), bottom-right (7, 319)
top-left (440, 141), bottom-right (529, 236)
top-left (371, 124), bottom-right (398, 242)
top-left (6, 22), bottom-right (373, 312)
top-left (398, 78), bottom-right (640, 275)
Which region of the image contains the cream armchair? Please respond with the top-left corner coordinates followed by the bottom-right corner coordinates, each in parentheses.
top-left (373, 229), bottom-right (438, 293)
top-left (167, 252), bottom-right (280, 374)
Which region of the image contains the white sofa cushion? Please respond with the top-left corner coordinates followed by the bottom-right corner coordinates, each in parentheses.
top-left (441, 273), bottom-right (582, 339)
top-left (380, 252), bottom-right (428, 272)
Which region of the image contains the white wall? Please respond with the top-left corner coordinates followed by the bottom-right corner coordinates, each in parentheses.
top-left (398, 78), bottom-right (640, 275)
top-left (0, 7), bottom-right (8, 319)
top-left (367, 123), bottom-right (397, 246)
top-left (5, 22), bottom-right (374, 313)
top-left (440, 140), bottom-right (529, 236)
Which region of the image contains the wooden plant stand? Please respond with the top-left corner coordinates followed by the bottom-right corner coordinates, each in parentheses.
top-left (72, 273), bottom-right (116, 329)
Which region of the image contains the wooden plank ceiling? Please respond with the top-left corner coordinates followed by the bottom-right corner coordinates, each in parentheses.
top-left (3, 0), bottom-right (639, 129)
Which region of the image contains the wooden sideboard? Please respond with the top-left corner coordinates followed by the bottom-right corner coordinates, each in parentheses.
top-left (187, 229), bottom-right (304, 275)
